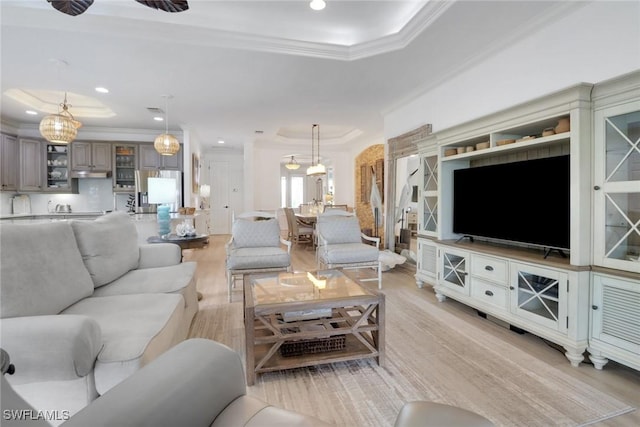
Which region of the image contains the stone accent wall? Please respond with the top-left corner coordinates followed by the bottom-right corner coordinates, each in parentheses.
top-left (355, 144), bottom-right (385, 242)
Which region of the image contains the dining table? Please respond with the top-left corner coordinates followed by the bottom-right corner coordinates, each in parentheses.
top-left (294, 212), bottom-right (317, 227)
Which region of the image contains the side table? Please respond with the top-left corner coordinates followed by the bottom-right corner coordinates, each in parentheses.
top-left (147, 234), bottom-right (209, 301)
top-left (147, 233), bottom-right (209, 250)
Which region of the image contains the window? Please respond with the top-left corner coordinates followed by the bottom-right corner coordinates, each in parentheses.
top-left (281, 174), bottom-right (305, 208)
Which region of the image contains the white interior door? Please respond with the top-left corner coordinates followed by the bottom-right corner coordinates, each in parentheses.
top-left (210, 160), bottom-right (231, 234)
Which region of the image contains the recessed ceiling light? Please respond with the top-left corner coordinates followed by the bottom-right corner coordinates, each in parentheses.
top-left (310, 0), bottom-right (326, 11)
top-left (218, 139), bottom-right (225, 144)
top-left (153, 116), bottom-right (164, 122)
top-left (95, 87), bottom-right (109, 94)
top-left (25, 110), bottom-right (38, 115)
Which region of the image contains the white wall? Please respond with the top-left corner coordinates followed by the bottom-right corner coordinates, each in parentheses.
top-left (385, 0), bottom-right (640, 138)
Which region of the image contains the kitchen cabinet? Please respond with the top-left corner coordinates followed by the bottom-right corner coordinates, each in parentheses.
top-left (44, 143), bottom-right (78, 193)
top-left (71, 141), bottom-right (112, 172)
top-left (1, 134), bottom-right (18, 191)
top-left (19, 138), bottom-right (43, 191)
top-left (138, 143), bottom-right (183, 171)
top-left (113, 144), bottom-right (137, 192)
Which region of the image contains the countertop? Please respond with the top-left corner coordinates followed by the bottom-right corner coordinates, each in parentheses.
top-left (0, 212), bottom-right (106, 220)
top-left (0, 211), bottom-right (205, 221)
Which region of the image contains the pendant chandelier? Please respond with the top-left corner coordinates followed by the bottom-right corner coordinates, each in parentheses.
top-left (154, 95), bottom-right (180, 156)
top-left (39, 92), bottom-right (82, 144)
top-left (306, 124), bottom-right (326, 176)
top-left (285, 155), bottom-right (301, 170)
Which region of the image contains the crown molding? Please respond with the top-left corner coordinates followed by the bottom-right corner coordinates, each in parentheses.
top-left (2, 1), bottom-right (453, 62)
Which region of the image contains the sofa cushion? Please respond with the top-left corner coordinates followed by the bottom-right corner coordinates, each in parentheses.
top-left (0, 222), bottom-right (94, 318)
top-left (91, 262), bottom-right (196, 298)
top-left (227, 247), bottom-right (290, 270)
top-left (320, 243), bottom-right (379, 264)
top-left (62, 293), bottom-right (184, 394)
top-left (231, 218), bottom-right (281, 248)
top-left (71, 212), bottom-right (140, 288)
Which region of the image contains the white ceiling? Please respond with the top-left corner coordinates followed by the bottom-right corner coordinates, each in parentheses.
top-left (0, 1), bottom-right (578, 155)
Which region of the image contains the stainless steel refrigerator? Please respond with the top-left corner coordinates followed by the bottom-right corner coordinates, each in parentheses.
top-left (135, 170), bottom-right (183, 213)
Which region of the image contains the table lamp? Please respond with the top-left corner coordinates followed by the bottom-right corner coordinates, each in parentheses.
top-left (148, 177), bottom-right (176, 237)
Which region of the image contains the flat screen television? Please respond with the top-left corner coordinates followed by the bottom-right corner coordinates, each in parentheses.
top-left (453, 155), bottom-right (570, 250)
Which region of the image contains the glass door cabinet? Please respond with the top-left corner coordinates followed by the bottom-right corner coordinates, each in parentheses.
top-left (510, 263), bottom-right (567, 332)
top-left (593, 103), bottom-right (640, 273)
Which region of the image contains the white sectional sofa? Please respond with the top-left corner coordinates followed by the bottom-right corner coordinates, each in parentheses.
top-left (0, 211), bottom-right (198, 419)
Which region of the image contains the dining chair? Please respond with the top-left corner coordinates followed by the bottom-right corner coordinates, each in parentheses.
top-left (315, 212), bottom-right (382, 289)
top-left (225, 211), bottom-right (291, 302)
top-left (284, 207), bottom-right (314, 245)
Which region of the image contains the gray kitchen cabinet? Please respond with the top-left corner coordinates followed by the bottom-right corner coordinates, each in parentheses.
top-left (71, 141), bottom-right (112, 171)
top-left (138, 143), bottom-right (182, 171)
top-left (1, 134), bottom-right (18, 191)
top-left (19, 138), bottom-right (43, 191)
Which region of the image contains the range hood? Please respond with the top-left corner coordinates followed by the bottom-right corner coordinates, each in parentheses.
top-left (71, 170), bottom-right (112, 179)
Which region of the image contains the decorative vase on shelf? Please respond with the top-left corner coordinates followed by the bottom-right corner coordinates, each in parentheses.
top-left (157, 205), bottom-right (171, 237)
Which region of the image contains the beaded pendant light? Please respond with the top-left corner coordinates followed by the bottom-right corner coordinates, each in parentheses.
top-left (154, 95), bottom-right (180, 156)
top-left (39, 92), bottom-right (82, 144)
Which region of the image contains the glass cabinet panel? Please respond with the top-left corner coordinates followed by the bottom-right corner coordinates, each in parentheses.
top-left (604, 111), bottom-right (640, 182)
top-left (604, 193), bottom-right (640, 261)
top-left (515, 271), bottom-right (559, 322)
top-left (45, 143), bottom-right (70, 191)
top-left (114, 145), bottom-right (136, 192)
top-left (420, 155), bottom-right (438, 235)
top-left (510, 263), bottom-right (567, 332)
top-left (439, 249), bottom-right (468, 295)
top-left (595, 106), bottom-right (640, 271)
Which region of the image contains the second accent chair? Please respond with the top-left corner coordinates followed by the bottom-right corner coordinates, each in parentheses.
top-left (315, 212), bottom-right (382, 289)
top-left (225, 212), bottom-right (292, 302)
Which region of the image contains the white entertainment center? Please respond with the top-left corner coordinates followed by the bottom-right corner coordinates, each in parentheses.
top-left (414, 70), bottom-right (640, 371)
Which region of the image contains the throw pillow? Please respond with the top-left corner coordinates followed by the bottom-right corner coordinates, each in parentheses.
top-left (71, 211), bottom-right (140, 287)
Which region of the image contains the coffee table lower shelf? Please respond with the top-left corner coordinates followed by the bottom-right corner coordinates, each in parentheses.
top-left (252, 333), bottom-right (381, 375)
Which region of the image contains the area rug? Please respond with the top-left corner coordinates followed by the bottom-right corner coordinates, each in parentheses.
top-left (239, 286), bottom-right (635, 426)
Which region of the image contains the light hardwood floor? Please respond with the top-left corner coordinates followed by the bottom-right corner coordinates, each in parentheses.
top-left (184, 236), bottom-right (640, 426)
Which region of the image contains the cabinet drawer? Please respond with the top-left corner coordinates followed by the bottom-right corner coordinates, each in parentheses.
top-left (470, 254), bottom-right (508, 284)
top-left (471, 278), bottom-right (508, 310)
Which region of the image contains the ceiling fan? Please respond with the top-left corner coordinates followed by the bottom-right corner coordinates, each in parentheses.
top-left (47, 0), bottom-right (189, 16)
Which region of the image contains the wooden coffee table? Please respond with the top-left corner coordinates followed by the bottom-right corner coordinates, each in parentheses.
top-left (243, 269), bottom-right (385, 385)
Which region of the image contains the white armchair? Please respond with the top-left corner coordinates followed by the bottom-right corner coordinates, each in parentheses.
top-left (315, 213), bottom-right (382, 289)
top-left (225, 212), bottom-right (292, 302)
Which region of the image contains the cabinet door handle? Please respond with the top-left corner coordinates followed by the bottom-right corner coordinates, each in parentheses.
top-left (484, 265), bottom-right (494, 271)
top-left (592, 305), bottom-right (598, 310)
top-left (594, 185), bottom-right (601, 190)
top-left (484, 290), bottom-right (494, 297)
top-left (509, 286), bottom-right (514, 290)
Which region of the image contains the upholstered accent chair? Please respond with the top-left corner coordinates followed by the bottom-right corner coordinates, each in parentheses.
top-left (315, 212), bottom-right (382, 289)
top-left (225, 212), bottom-right (292, 302)
top-left (284, 207), bottom-right (314, 245)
